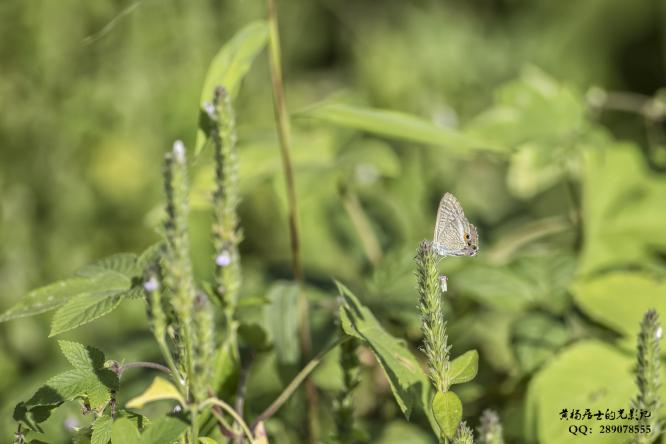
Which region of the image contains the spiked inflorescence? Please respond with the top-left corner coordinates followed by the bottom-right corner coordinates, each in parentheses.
top-left (416, 240), bottom-right (451, 393)
top-left (632, 309), bottom-right (662, 444)
top-left (477, 410), bottom-right (504, 444)
top-left (208, 86), bottom-right (242, 313)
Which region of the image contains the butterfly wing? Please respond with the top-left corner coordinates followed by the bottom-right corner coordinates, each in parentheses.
top-left (433, 193), bottom-right (468, 255)
top-left (464, 223), bottom-right (479, 256)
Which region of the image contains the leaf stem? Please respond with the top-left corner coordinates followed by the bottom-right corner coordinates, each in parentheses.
top-left (201, 397), bottom-right (254, 443)
top-left (118, 361), bottom-right (171, 376)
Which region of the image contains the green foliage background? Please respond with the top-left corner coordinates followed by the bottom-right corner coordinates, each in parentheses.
top-left (0, 0), bottom-right (664, 442)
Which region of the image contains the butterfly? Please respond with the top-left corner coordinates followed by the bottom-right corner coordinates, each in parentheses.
top-left (432, 192), bottom-right (479, 257)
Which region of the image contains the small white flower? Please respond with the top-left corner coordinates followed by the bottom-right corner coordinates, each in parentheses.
top-left (143, 277), bottom-right (159, 292)
top-left (203, 101), bottom-right (216, 118)
top-left (173, 140), bottom-right (186, 163)
top-left (215, 251), bottom-right (231, 267)
top-left (656, 326), bottom-right (662, 339)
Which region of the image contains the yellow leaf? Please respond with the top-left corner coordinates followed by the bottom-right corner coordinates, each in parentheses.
top-left (126, 376), bottom-right (184, 409)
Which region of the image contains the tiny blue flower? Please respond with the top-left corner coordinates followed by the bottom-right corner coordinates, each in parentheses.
top-left (144, 276), bottom-right (159, 292)
top-left (215, 251), bottom-right (231, 267)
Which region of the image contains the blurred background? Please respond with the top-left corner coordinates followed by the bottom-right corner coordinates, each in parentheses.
top-left (0, 0), bottom-right (664, 442)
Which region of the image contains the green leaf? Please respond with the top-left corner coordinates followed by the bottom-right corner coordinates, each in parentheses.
top-left (525, 340), bottom-right (666, 444)
top-left (571, 272), bottom-right (666, 338)
top-left (126, 376), bottom-right (185, 409)
top-left (194, 21), bottom-right (269, 155)
top-left (75, 253), bottom-right (139, 279)
top-left (0, 271), bottom-right (128, 323)
top-left (264, 282), bottom-right (300, 364)
top-left (49, 291), bottom-right (125, 337)
top-left (58, 340), bottom-right (105, 370)
top-left (579, 141), bottom-right (666, 274)
top-left (448, 350), bottom-right (479, 385)
top-left (336, 281), bottom-right (429, 419)
top-left (141, 417), bottom-right (188, 444)
top-left (111, 418), bottom-right (142, 444)
top-left (91, 416), bottom-right (113, 444)
top-left (199, 438), bottom-right (218, 444)
top-left (432, 391), bottom-right (463, 439)
top-left (298, 102), bottom-right (501, 153)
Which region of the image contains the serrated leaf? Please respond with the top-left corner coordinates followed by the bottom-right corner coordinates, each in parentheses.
top-left (0, 272), bottom-right (128, 323)
top-left (448, 350), bottom-right (479, 385)
top-left (111, 418), bottom-right (142, 444)
top-left (49, 291), bottom-right (125, 337)
top-left (91, 416), bottom-right (113, 444)
top-left (13, 402), bottom-right (57, 432)
top-left (297, 102), bottom-right (501, 153)
top-left (142, 417), bottom-right (188, 444)
top-left (58, 340), bottom-right (105, 370)
top-left (336, 281), bottom-right (429, 419)
top-left (126, 376), bottom-right (185, 409)
top-left (194, 21), bottom-right (269, 155)
top-left (264, 282), bottom-right (300, 364)
top-left (75, 253), bottom-right (139, 279)
top-left (432, 391), bottom-right (463, 439)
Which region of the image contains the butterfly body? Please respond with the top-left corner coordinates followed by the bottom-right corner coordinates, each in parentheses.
top-left (432, 192), bottom-right (479, 257)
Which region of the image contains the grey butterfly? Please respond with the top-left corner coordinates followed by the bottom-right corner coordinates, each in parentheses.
top-left (432, 192), bottom-right (479, 257)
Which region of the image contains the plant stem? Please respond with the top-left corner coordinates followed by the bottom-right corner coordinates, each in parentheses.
top-left (118, 361), bottom-right (171, 376)
top-left (201, 397), bottom-right (254, 443)
top-left (266, 0), bottom-right (318, 441)
top-left (251, 336), bottom-right (349, 431)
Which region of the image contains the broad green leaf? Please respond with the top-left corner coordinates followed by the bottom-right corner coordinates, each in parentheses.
top-left (75, 253), bottom-right (138, 279)
top-left (91, 416), bottom-right (113, 444)
top-left (571, 272), bottom-right (666, 338)
top-left (141, 417), bottom-right (188, 444)
top-left (432, 391), bottom-right (462, 439)
top-left (111, 418), bottom-right (142, 444)
top-left (579, 142), bottom-right (666, 274)
top-left (194, 21), bottom-right (269, 155)
top-left (0, 272), bottom-right (128, 323)
top-left (126, 376), bottom-right (185, 409)
top-left (17, 342), bottom-right (117, 429)
top-left (58, 340), bottom-right (105, 370)
top-left (264, 282), bottom-right (300, 364)
top-left (336, 281), bottom-right (429, 419)
top-left (49, 291), bottom-right (125, 336)
top-left (298, 102), bottom-right (500, 153)
top-left (525, 340), bottom-right (666, 444)
top-left (448, 350), bottom-right (479, 385)
top-left (26, 367), bottom-right (117, 410)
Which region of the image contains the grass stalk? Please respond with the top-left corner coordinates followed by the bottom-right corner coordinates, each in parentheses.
top-left (266, 0), bottom-right (318, 441)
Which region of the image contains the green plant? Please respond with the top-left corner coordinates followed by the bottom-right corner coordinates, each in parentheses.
top-left (631, 309), bottom-right (663, 444)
